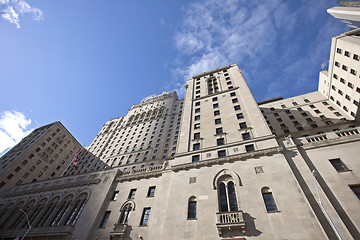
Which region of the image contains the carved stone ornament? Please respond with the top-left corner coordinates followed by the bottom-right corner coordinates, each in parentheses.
top-left (254, 166), bottom-right (264, 174)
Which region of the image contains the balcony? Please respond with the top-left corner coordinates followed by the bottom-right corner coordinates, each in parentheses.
top-left (216, 211), bottom-right (246, 236)
top-left (110, 223), bottom-right (129, 240)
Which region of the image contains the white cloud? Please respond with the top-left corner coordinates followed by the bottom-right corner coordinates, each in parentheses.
top-left (0, 110), bottom-right (33, 153)
top-left (0, 0), bottom-right (43, 28)
top-left (171, 0), bottom-right (347, 100)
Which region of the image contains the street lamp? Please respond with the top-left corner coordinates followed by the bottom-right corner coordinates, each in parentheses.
top-left (19, 209), bottom-right (31, 240)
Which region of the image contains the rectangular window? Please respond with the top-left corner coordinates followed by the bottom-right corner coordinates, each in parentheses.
top-left (349, 185), bottom-right (360, 200)
top-left (215, 118), bottom-right (221, 124)
top-left (236, 113), bottom-right (244, 119)
top-left (350, 69), bottom-right (357, 75)
top-left (112, 191), bottom-right (119, 201)
top-left (245, 144), bottom-right (255, 152)
top-left (217, 138), bottom-right (224, 146)
top-left (353, 54), bottom-right (359, 61)
top-left (99, 211), bottom-right (111, 228)
top-left (234, 105), bottom-right (241, 111)
top-left (195, 102), bottom-right (200, 106)
top-left (218, 150), bottom-right (226, 158)
top-left (128, 189), bottom-right (137, 199)
top-left (216, 127), bottom-right (223, 135)
top-left (193, 143), bottom-right (200, 151)
top-left (194, 132), bottom-right (200, 139)
top-left (242, 132), bottom-right (250, 140)
top-left (329, 158), bottom-right (349, 172)
top-left (232, 98), bottom-right (238, 103)
top-left (345, 51), bottom-right (350, 57)
top-left (262, 192), bottom-right (278, 212)
top-left (230, 92), bottom-right (236, 97)
top-left (239, 122), bottom-right (247, 129)
top-left (192, 155), bottom-right (200, 162)
top-left (147, 186), bottom-right (156, 197)
top-left (194, 123), bottom-right (200, 129)
top-left (342, 65), bottom-right (348, 71)
top-left (140, 208), bottom-right (151, 226)
top-left (213, 103), bottom-right (219, 108)
top-left (214, 110), bottom-right (220, 116)
top-left (194, 115), bottom-right (200, 121)
top-left (195, 108), bottom-right (200, 113)
top-left (212, 97), bottom-right (218, 101)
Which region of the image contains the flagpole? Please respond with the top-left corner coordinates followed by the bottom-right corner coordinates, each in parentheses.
top-left (61, 147), bottom-right (83, 177)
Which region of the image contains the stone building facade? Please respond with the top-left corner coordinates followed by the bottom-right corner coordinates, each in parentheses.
top-left (1, 32), bottom-right (360, 239)
top-left (0, 122), bottom-right (82, 192)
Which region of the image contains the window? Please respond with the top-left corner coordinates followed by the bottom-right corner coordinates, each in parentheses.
top-left (336, 48), bottom-right (342, 54)
top-left (140, 208), bottom-right (151, 226)
top-left (239, 122), bottom-right (247, 129)
top-left (112, 191), bottom-right (119, 201)
top-left (236, 113), bottom-right (244, 119)
top-left (230, 92), bottom-right (236, 97)
top-left (195, 108), bottom-right (200, 113)
top-left (218, 181), bottom-right (238, 212)
top-left (217, 138), bottom-right (224, 146)
top-left (213, 103), bottom-right (219, 108)
top-left (212, 97), bottom-right (218, 101)
top-left (100, 211), bottom-right (111, 228)
top-left (350, 69), bottom-right (357, 75)
top-left (349, 185), bottom-right (360, 200)
top-left (353, 54), bottom-right (359, 61)
top-left (194, 123), bottom-right (200, 129)
top-left (234, 105), bottom-right (241, 111)
top-left (194, 132), bottom-right (200, 139)
top-left (147, 186), bottom-right (156, 197)
top-left (242, 132), bottom-right (250, 140)
top-left (188, 197), bottom-right (197, 219)
top-left (329, 158), bottom-right (349, 172)
top-left (342, 65), bottom-right (348, 71)
top-left (215, 118), bottom-right (221, 124)
top-left (345, 51), bottom-right (350, 57)
top-left (128, 189), bottom-right (136, 199)
top-left (262, 187), bottom-right (278, 212)
top-left (218, 150), bottom-right (226, 158)
top-left (216, 127), bottom-right (223, 135)
top-left (245, 144), bottom-right (255, 152)
top-left (119, 203), bottom-right (132, 224)
top-left (194, 115), bottom-right (200, 121)
top-left (232, 98), bottom-right (238, 103)
top-left (348, 82), bottom-right (354, 89)
top-left (193, 143), bottom-right (200, 151)
top-left (195, 101), bottom-right (200, 106)
top-left (335, 61), bottom-right (340, 67)
top-left (214, 110), bottom-right (220, 116)
top-left (192, 155), bottom-right (200, 162)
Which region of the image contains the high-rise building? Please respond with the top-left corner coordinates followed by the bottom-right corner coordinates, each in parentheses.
top-left (0, 33), bottom-right (360, 240)
top-left (0, 122), bottom-right (82, 192)
top-left (328, 1), bottom-right (360, 30)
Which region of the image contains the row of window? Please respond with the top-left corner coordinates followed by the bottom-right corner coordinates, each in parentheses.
top-left (336, 48), bottom-right (360, 61)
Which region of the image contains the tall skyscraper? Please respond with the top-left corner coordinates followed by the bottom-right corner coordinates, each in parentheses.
top-left (0, 33), bottom-right (360, 240)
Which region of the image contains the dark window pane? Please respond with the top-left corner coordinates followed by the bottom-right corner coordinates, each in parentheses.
top-left (219, 183), bottom-right (228, 212)
top-left (228, 182), bottom-right (238, 211)
top-left (263, 192), bottom-right (278, 212)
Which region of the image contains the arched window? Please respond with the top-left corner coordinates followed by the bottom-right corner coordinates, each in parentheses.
top-left (261, 187), bottom-right (278, 212)
top-left (65, 193), bottom-right (87, 226)
top-left (218, 179), bottom-right (238, 212)
top-left (119, 203), bottom-right (133, 224)
top-left (36, 197), bottom-right (60, 227)
top-left (187, 196), bottom-right (197, 219)
top-left (50, 195), bottom-right (73, 226)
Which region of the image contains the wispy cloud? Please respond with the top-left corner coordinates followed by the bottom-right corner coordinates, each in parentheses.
top-left (0, 0), bottom-right (43, 28)
top-left (170, 0), bottom-right (347, 99)
top-left (0, 110), bottom-right (33, 153)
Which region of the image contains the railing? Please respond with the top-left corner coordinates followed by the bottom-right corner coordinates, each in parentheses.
top-left (306, 134), bottom-right (327, 143)
top-left (121, 164), bottom-right (163, 176)
top-left (216, 211), bottom-right (245, 225)
top-left (335, 128), bottom-right (359, 137)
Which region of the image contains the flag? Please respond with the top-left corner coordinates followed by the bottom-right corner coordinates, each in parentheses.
top-left (72, 147), bottom-right (82, 170)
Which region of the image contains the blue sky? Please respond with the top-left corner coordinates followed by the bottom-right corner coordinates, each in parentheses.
top-left (0, 0), bottom-right (348, 151)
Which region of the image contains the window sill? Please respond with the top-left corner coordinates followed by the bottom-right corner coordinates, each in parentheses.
top-left (267, 210), bottom-right (281, 214)
top-left (187, 218), bottom-right (197, 220)
top-left (139, 225), bottom-right (148, 227)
